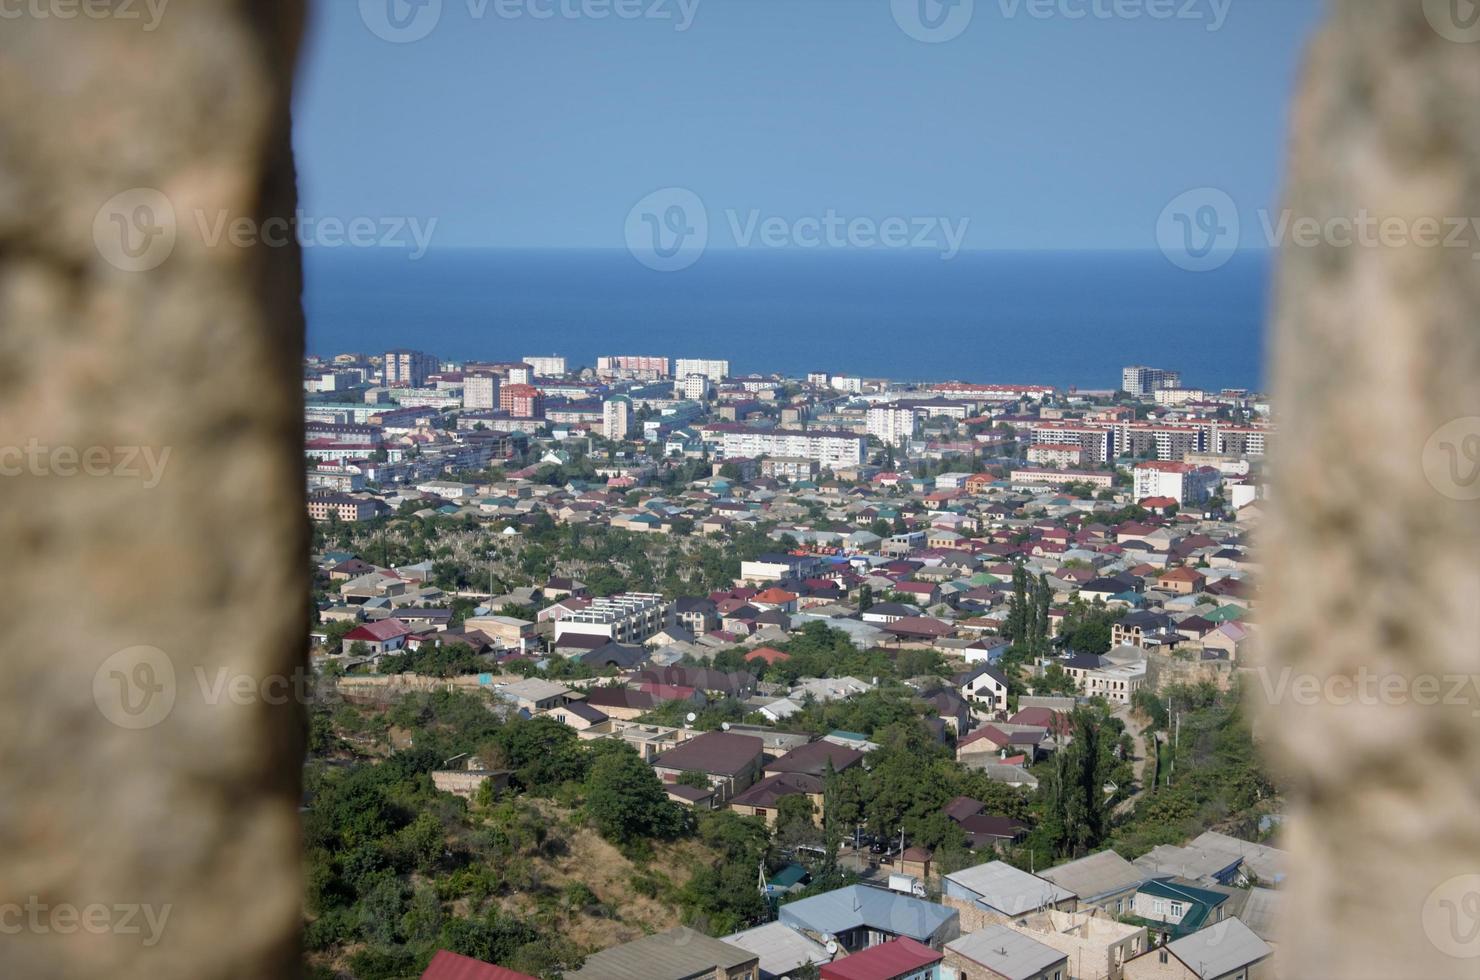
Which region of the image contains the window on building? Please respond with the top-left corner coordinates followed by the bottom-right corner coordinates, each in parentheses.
top-left (1170, 901), bottom-right (1184, 917)
top-left (1159, 950), bottom-right (1169, 964)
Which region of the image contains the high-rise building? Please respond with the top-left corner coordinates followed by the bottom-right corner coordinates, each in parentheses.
top-left (383, 349), bottom-right (438, 387)
top-left (678, 374), bottom-right (713, 401)
top-left (602, 396), bottom-right (632, 441)
top-left (674, 358), bottom-right (730, 382)
top-left (500, 383), bottom-right (544, 418)
top-left (1121, 365), bottom-right (1183, 398)
top-left (463, 373), bottom-right (500, 410)
top-left (866, 405), bottom-right (918, 447)
top-left (596, 355), bottom-right (670, 380)
top-left (521, 355), bottom-right (567, 378)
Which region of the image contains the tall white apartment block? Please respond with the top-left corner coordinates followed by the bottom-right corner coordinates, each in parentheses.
top-left (715, 427), bottom-right (866, 470)
top-left (522, 355), bottom-right (567, 378)
top-left (1121, 365), bottom-right (1182, 398)
top-left (602, 397), bottom-right (633, 441)
top-left (867, 405), bottom-right (918, 447)
top-left (678, 374), bottom-right (713, 401)
top-left (1133, 461), bottom-right (1221, 505)
top-left (463, 373), bottom-right (500, 410)
top-left (383, 349), bottom-right (438, 387)
top-left (674, 358), bottom-right (730, 382)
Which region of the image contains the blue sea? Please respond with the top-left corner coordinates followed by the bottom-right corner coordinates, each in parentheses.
top-left (303, 248), bottom-right (1271, 391)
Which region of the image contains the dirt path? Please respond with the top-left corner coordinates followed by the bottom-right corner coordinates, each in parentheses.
top-left (1112, 704), bottom-right (1155, 818)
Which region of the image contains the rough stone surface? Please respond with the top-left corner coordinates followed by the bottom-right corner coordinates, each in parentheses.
top-left (1258, 3), bottom-right (1480, 978)
top-left (0, 4), bottom-right (308, 979)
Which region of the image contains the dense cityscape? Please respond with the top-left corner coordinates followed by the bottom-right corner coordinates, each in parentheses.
top-left (303, 351), bottom-right (1280, 980)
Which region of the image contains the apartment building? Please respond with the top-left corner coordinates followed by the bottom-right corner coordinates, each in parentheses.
top-left (500, 383), bottom-right (545, 418)
top-left (712, 425), bottom-right (866, 470)
top-left (674, 358), bottom-right (730, 382)
top-left (1027, 443), bottom-right (1087, 468)
top-left (1029, 423), bottom-right (1114, 464)
top-left (597, 355), bottom-right (670, 379)
top-left (554, 593), bottom-right (669, 644)
top-left (678, 374), bottom-right (714, 401)
top-left (1009, 469), bottom-right (1115, 491)
top-left (521, 355), bottom-right (566, 377)
top-left (463, 373), bottom-right (500, 410)
top-left (1133, 461), bottom-right (1221, 506)
top-left (603, 396), bottom-right (633, 441)
top-left (382, 349), bottom-right (438, 387)
top-left (867, 405), bottom-right (919, 447)
top-left (1121, 365), bottom-right (1182, 398)
top-left (307, 493), bottom-right (380, 523)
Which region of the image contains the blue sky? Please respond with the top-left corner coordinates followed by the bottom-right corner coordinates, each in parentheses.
top-left (293, 0), bottom-right (1322, 250)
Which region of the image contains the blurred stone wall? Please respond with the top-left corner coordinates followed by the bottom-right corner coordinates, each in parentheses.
top-left (1259, 2), bottom-right (1480, 977)
top-left (0, 3), bottom-right (308, 979)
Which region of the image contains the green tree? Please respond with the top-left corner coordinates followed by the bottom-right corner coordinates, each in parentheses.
top-left (585, 745), bottom-right (688, 845)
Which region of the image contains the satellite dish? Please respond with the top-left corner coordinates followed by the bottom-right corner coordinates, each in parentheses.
top-left (825, 940), bottom-right (839, 955)
top-left (686, 712), bottom-right (698, 723)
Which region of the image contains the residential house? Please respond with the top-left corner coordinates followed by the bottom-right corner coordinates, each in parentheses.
top-left (651, 731), bottom-right (765, 804)
top-left (957, 664), bottom-right (1011, 714)
top-left (340, 618), bottom-right (413, 657)
top-left (567, 926), bottom-right (760, 980)
top-left (819, 937), bottom-right (943, 980)
top-left (944, 925), bottom-right (1069, 980)
top-left (1035, 850), bottom-right (1146, 918)
top-left (1008, 908), bottom-right (1147, 980)
top-left (723, 922), bottom-right (833, 980)
top-left (1129, 879), bottom-right (1231, 945)
top-left (941, 861), bottom-right (1077, 932)
top-left (1120, 919), bottom-right (1273, 980)
top-left (777, 886), bottom-right (960, 953)
top-left (420, 950), bottom-right (536, 980)
top-left (493, 678), bottom-right (571, 714)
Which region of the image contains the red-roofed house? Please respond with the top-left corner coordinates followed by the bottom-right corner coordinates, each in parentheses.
top-left (750, 587), bottom-right (799, 613)
top-left (745, 646), bottom-right (792, 666)
top-left (421, 950), bottom-right (536, 980)
top-left (821, 937), bottom-right (944, 980)
top-left (340, 618), bottom-right (414, 656)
